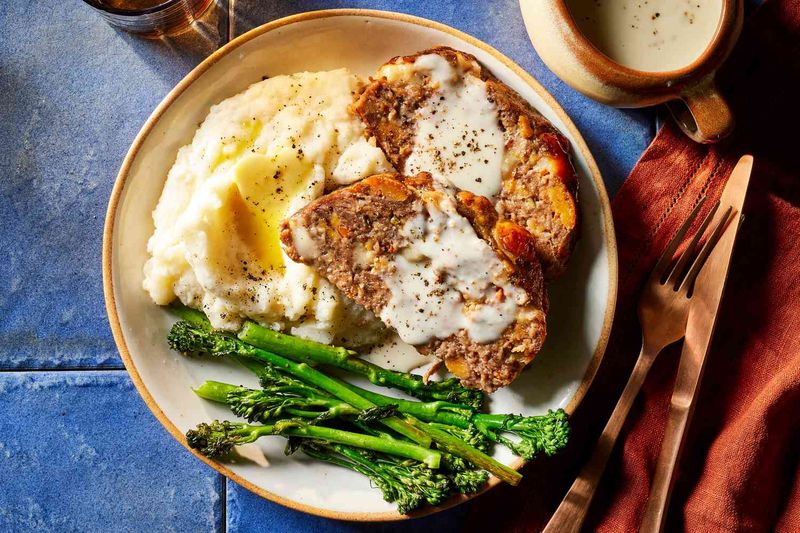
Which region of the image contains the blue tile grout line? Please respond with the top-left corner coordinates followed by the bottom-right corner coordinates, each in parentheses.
top-left (0, 367), bottom-right (223, 531)
top-left (0, 4), bottom-right (230, 378)
top-left (219, 474), bottom-right (228, 533)
top-left (0, 366), bottom-right (127, 373)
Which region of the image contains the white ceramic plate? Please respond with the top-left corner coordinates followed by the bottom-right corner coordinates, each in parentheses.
top-left (103, 10), bottom-right (617, 521)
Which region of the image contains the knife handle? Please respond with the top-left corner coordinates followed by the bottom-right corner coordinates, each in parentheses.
top-left (544, 344), bottom-right (659, 533)
top-left (639, 341), bottom-right (703, 532)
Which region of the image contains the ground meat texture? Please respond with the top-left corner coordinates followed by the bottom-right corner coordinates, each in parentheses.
top-left (353, 46), bottom-right (579, 279)
top-left (280, 172), bottom-right (547, 392)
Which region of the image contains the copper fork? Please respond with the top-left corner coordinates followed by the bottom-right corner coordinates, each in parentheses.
top-left (543, 196), bottom-right (731, 533)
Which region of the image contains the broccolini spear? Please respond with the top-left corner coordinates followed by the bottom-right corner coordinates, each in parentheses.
top-left (190, 367), bottom-right (518, 485)
top-left (338, 379), bottom-right (571, 460)
top-left (297, 441), bottom-right (451, 514)
top-left (186, 419), bottom-right (441, 467)
top-left (170, 304), bottom-right (484, 409)
top-left (196, 379), bottom-right (489, 499)
top-left (238, 357), bottom-right (570, 461)
top-left (168, 320), bottom-right (431, 447)
top-left (170, 320), bottom-right (523, 485)
top-left (194, 380), bottom-right (398, 425)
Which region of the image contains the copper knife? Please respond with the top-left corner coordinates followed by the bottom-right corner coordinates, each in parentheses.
top-left (640, 154), bottom-right (755, 532)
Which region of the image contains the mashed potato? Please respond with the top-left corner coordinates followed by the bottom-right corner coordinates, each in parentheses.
top-left (143, 69), bottom-right (392, 345)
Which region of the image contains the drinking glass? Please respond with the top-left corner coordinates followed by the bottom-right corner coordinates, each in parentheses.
top-left (83, 0), bottom-right (215, 37)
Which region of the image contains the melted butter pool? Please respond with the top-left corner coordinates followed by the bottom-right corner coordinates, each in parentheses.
top-left (231, 151), bottom-right (312, 272)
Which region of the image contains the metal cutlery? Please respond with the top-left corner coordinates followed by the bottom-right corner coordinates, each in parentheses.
top-left (640, 155), bottom-right (754, 532)
top-left (544, 185), bottom-right (734, 533)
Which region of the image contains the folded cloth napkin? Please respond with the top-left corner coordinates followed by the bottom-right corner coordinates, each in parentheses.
top-left (466, 1), bottom-right (800, 531)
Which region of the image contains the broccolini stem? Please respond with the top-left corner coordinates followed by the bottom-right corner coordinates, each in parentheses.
top-left (335, 445), bottom-right (450, 507)
top-left (406, 418), bottom-right (522, 486)
top-left (246, 358), bottom-right (570, 460)
top-left (169, 303), bottom-right (484, 408)
top-left (190, 373), bottom-right (505, 483)
top-left (338, 380), bottom-right (476, 425)
top-left (299, 441), bottom-right (451, 513)
top-left (236, 317), bottom-right (484, 409)
top-left (291, 425), bottom-right (440, 466)
top-left (194, 380), bottom-right (363, 422)
top-left (169, 304), bottom-right (212, 328)
top-left (187, 420), bottom-right (441, 467)
top-left (349, 420), bottom-right (398, 441)
top-left (299, 442), bottom-right (378, 478)
top-left (169, 320), bottom-right (431, 447)
top-left (342, 379), bottom-right (570, 460)
top-left (298, 443), bottom-right (422, 514)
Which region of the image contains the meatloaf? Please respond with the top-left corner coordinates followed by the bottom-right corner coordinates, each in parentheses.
top-left (280, 172), bottom-right (546, 392)
top-left (353, 46), bottom-right (579, 279)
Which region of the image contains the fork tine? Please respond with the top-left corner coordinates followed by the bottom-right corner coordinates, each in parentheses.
top-left (668, 200), bottom-right (721, 289)
top-left (651, 196), bottom-right (709, 281)
top-left (679, 206), bottom-right (734, 294)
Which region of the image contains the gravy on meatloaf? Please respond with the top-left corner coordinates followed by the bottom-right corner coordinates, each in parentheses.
top-left (379, 53), bottom-right (506, 199)
top-left (280, 173), bottom-right (547, 391)
top-left (354, 47), bottom-right (579, 279)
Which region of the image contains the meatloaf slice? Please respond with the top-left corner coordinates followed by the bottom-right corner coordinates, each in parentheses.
top-left (353, 46), bottom-right (579, 279)
top-left (280, 172), bottom-right (546, 392)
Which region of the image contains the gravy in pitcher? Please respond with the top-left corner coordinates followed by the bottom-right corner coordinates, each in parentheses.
top-left (566, 0), bottom-right (723, 72)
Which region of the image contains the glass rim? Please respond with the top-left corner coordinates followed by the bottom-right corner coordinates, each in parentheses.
top-left (82, 0), bottom-right (186, 17)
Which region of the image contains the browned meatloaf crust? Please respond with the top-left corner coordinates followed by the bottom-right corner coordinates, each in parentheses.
top-left (353, 46), bottom-right (579, 279)
top-left (280, 172), bottom-right (546, 392)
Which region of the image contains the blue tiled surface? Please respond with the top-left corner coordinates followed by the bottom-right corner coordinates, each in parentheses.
top-left (0, 0), bottom-right (226, 369)
top-left (0, 371), bottom-right (223, 532)
top-left (0, 0), bottom-right (656, 531)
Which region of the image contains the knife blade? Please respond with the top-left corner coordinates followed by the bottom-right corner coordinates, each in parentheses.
top-left (640, 154), bottom-right (754, 533)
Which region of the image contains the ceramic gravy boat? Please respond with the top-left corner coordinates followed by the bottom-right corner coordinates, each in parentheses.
top-left (521, 0), bottom-right (743, 143)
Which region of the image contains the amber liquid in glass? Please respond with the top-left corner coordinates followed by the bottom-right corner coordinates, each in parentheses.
top-left (99, 0), bottom-right (167, 8)
top-left (89, 0), bottom-right (214, 36)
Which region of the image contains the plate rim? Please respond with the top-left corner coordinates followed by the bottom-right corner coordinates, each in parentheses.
top-left (102, 8), bottom-right (618, 522)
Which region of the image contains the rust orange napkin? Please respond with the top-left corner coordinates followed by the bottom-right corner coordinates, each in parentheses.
top-left (466, 0), bottom-right (800, 530)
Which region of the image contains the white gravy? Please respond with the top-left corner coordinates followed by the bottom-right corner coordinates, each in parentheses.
top-left (362, 333), bottom-right (431, 373)
top-left (378, 193), bottom-right (525, 346)
top-left (384, 54), bottom-right (505, 198)
top-left (565, 0), bottom-right (723, 72)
